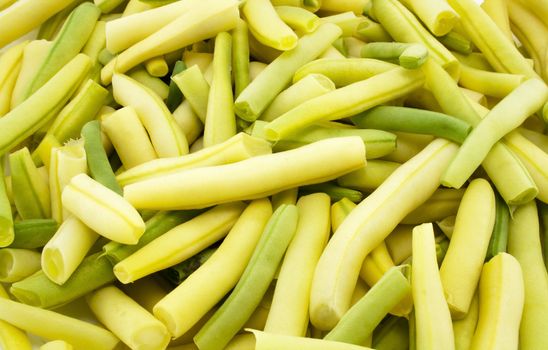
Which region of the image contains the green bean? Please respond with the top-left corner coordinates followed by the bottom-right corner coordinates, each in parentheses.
top-left (439, 31), bottom-right (473, 55)
top-left (36, 0), bottom-right (87, 40)
top-left (540, 202), bottom-right (548, 270)
top-left (9, 148), bottom-right (50, 220)
top-left (485, 192), bottom-right (510, 260)
top-left (23, 3), bottom-right (101, 98)
top-left (161, 245), bottom-right (217, 286)
top-left (0, 54), bottom-right (91, 157)
top-left (82, 120), bottom-right (122, 195)
top-left (95, 0), bottom-right (126, 13)
top-left (10, 252), bottom-right (115, 309)
top-left (352, 106), bottom-right (472, 144)
top-left (166, 61), bottom-right (187, 112)
top-left (234, 23), bottom-right (342, 122)
top-left (172, 65), bottom-right (210, 122)
top-left (252, 120), bottom-right (396, 158)
top-left (372, 317), bottom-right (409, 350)
top-left (204, 32), bottom-right (236, 147)
top-left (264, 67), bottom-right (424, 141)
top-left (372, 0), bottom-right (459, 78)
top-left (194, 204), bottom-right (298, 350)
top-left (102, 210), bottom-right (202, 265)
top-left (9, 219), bottom-right (58, 249)
top-left (292, 58), bottom-right (396, 87)
top-left (300, 183), bottom-right (363, 203)
top-left (324, 266), bottom-right (411, 345)
top-left (361, 42), bottom-right (428, 69)
top-left (442, 78), bottom-right (548, 189)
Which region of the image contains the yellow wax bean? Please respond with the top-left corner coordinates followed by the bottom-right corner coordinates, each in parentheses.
top-left (117, 132), bottom-right (272, 186)
top-left (40, 340), bottom-right (73, 350)
top-left (453, 293), bottom-right (479, 350)
top-left (0, 299), bottom-right (32, 350)
top-left (459, 65), bottom-right (526, 98)
top-left (320, 46), bottom-right (347, 59)
top-left (0, 0), bottom-right (73, 48)
top-left (401, 188), bottom-right (465, 225)
top-left (337, 160), bottom-right (400, 193)
top-left (503, 131), bottom-right (548, 203)
top-left (122, 276), bottom-right (168, 313)
top-left (320, 0), bottom-right (369, 14)
top-left (42, 216), bottom-right (98, 285)
top-left (62, 173), bottom-right (145, 245)
top-left (271, 188), bottom-right (299, 210)
top-left (385, 225), bottom-right (413, 265)
top-left (446, 0), bottom-right (538, 78)
top-left (0, 58), bottom-right (21, 117)
top-left (102, 106), bottom-right (158, 169)
top-left (183, 52), bottom-right (213, 74)
top-left (469, 253), bottom-right (524, 350)
top-left (372, 0), bottom-right (459, 78)
top-left (244, 0), bottom-right (298, 51)
top-left (0, 248), bottom-right (41, 283)
top-left (114, 202), bottom-right (246, 284)
top-left (264, 67), bottom-right (424, 141)
top-left (439, 179), bottom-right (496, 318)
top-left (265, 193), bottom-right (330, 336)
top-left (107, 0), bottom-right (212, 53)
top-left (310, 138), bottom-right (457, 330)
top-left (319, 12), bottom-right (362, 37)
top-left (124, 137), bottom-right (365, 210)
top-left (412, 223), bottom-right (455, 350)
top-left (507, 201), bottom-right (548, 350)
top-left (203, 32), bottom-right (236, 147)
top-left (145, 56), bottom-right (169, 77)
top-left (129, 69), bottom-right (170, 100)
top-left (49, 141), bottom-right (87, 223)
top-left (172, 100), bottom-right (203, 145)
top-left (249, 329), bottom-right (374, 350)
top-left (481, 0), bottom-right (513, 43)
top-left (87, 285), bottom-right (170, 350)
top-left (112, 73), bottom-right (189, 158)
top-left (292, 58), bottom-right (397, 88)
top-left (103, 0), bottom-right (239, 82)
top-left (401, 0), bottom-right (458, 36)
top-left (10, 40), bottom-right (52, 109)
top-left (172, 64), bottom-right (210, 122)
top-left (0, 297), bottom-right (119, 349)
top-left (275, 6), bottom-right (320, 34)
top-left (260, 74), bottom-right (335, 122)
top-left (0, 36), bottom-right (27, 87)
top-left (153, 199), bottom-right (271, 338)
